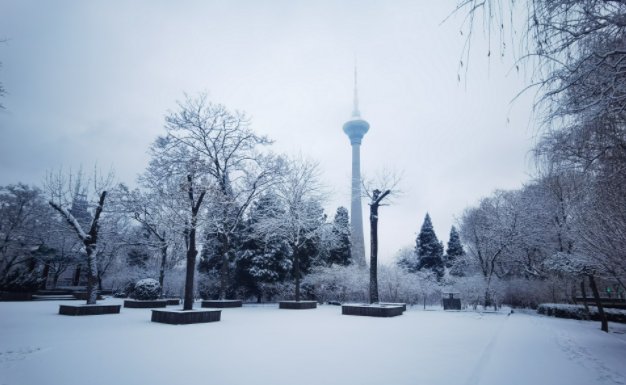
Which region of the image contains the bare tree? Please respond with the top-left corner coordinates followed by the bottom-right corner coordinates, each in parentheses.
top-left (117, 184), bottom-right (178, 295)
top-left (45, 167), bottom-right (114, 304)
top-left (147, 94), bottom-right (276, 309)
top-left (0, 184), bottom-right (48, 291)
top-left (459, 190), bottom-right (519, 308)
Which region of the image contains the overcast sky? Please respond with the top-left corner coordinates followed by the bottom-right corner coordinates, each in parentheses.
top-left (0, 0), bottom-right (537, 264)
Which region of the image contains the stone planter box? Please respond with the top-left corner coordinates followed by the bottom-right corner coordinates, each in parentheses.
top-left (59, 304), bottom-right (121, 316)
top-left (379, 302), bottom-right (407, 311)
top-left (124, 299), bottom-right (168, 308)
top-left (151, 309), bottom-right (221, 325)
top-left (201, 299), bottom-right (243, 308)
top-left (279, 300), bottom-right (318, 310)
top-left (165, 298), bottom-right (181, 306)
top-left (0, 291), bottom-right (34, 301)
top-left (342, 304), bottom-right (404, 317)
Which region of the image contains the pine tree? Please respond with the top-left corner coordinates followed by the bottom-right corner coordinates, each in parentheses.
top-left (327, 206), bottom-right (351, 266)
top-left (445, 225), bottom-right (465, 275)
top-left (234, 193), bottom-right (292, 301)
top-left (415, 213), bottom-right (445, 280)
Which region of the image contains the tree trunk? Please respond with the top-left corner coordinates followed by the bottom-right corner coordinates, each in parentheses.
top-left (588, 274), bottom-right (609, 333)
top-left (294, 247), bottom-right (301, 302)
top-left (158, 237), bottom-right (167, 297)
top-left (183, 226), bottom-right (198, 310)
top-left (85, 245), bottom-right (99, 305)
top-left (41, 264), bottom-right (50, 289)
top-left (580, 280), bottom-right (590, 315)
top-left (218, 233), bottom-right (230, 300)
top-left (53, 272), bottom-right (60, 289)
top-left (72, 265), bottom-right (81, 286)
top-left (369, 202), bottom-right (379, 304)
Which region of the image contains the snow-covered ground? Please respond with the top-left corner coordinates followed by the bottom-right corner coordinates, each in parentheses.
top-left (1, 298), bottom-right (625, 385)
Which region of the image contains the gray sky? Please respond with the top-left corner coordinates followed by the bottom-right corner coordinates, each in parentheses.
top-left (0, 0), bottom-right (536, 264)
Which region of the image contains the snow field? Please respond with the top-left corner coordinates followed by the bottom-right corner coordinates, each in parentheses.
top-left (1, 299), bottom-right (625, 385)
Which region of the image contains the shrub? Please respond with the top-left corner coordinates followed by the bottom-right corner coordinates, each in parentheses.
top-left (131, 278), bottom-right (161, 300)
top-left (537, 303), bottom-right (626, 323)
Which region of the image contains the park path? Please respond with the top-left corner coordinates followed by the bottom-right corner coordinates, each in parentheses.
top-left (465, 312), bottom-right (626, 385)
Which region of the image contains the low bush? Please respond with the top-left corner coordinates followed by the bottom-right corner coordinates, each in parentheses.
top-left (537, 303), bottom-right (626, 323)
top-left (131, 278), bottom-right (161, 300)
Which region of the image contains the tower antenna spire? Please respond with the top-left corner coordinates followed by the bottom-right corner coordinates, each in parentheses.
top-left (352, 59), bottom-right (360, 117)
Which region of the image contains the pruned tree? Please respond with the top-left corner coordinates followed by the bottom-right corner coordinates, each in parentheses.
top-left (367, 189), bottom-right (391, 304)
top-left (45, 167), bottom-right (114, 304)
top-left (363, 171), bottom-right (400, 304)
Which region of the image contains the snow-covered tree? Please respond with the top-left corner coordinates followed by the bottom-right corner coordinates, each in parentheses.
top-left (146, 94), bottom-right (279, 308)
top-left (459, 191), bottom-right (519, 308)
top-left (252, 157), bottom-right (326, 302)
top-left (327, 206), bottom-right (351, 266)
top-left (117, 184), bottom-right (180, 295)
top-left (45, 168), bottom-right (114, 304)
top-left (0, 184), bottom-right (48, 291)
top-left (445, 225), bottom-right (464, 275)
top-left (415, 213), bottom-right (445, 280)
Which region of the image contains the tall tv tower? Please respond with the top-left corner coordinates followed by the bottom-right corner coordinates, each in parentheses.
top-left (342, 66), bottom-right (369, 267)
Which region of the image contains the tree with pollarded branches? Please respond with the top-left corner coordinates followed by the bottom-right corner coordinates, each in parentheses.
top-left (362, 171), bottom-right (400, 304)
top-left (45, 167), bottom-right (114, 305)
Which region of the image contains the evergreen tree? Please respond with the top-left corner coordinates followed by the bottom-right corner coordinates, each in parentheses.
top-left (445, 225), bottom-right (465, 275)
top-left (415, 213), bottom-right (445, 280)
top-left (327, 206), bottom-right (351, 266)
top-left (234, 193), bottom-right (292, 301)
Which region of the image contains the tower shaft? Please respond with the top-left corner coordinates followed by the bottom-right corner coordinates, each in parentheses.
top-left (350, 143), bottom-right (366, 266)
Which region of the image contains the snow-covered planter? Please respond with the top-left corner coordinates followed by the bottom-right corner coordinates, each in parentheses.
top-left (201, 299), bottom-right (242, 308)
top-left (151, 309), bottom-right (221, 325)
top-left (342, 303), bottom-right (405, 317)
top-left (537, 303), bottom-right (626, 323)
top-left (279, 300), bottom-right (318, 309)
top-left (124, 299), bottom-right (167, 308)
top-left (131, 278), bottom-right (161, 301)
top-left (59, 304), bottom-right (121, 316)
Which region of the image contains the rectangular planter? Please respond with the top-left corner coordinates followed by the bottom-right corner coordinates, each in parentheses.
top-left (59, 304), bottom-right (121, 316)
top-left (165, 298), bottom-right (181, 306)
top-left (151, 309), bottom-right (221, 325)
top-left (342, 304), bottom-right (404, 317)
top-left (279, 301), bottom-right (318, 310)
top-left (124, 299), bottom-right (168, 308)
top-left (379, 302), bottom-right (407, 311)
top-left (201, 299), bottom-right (243, 308)
top-left (0, 291), bottom-right (33, 301)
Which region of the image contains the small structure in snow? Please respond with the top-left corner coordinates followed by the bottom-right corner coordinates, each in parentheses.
top-left (442, 292), bottom-right (462, 310)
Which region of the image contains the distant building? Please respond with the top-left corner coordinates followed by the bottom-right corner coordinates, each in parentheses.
top-left (342, 68), bottom-right (369, 267)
